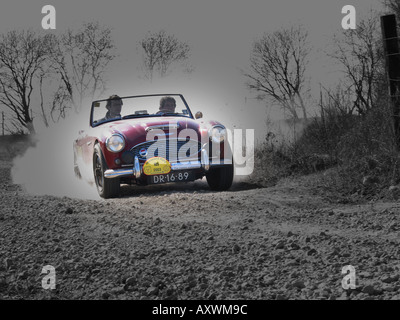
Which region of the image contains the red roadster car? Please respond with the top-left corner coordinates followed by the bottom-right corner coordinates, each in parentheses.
top-left (73, 94), bottom-right (233, 198)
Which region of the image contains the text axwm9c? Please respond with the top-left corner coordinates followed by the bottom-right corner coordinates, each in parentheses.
top-left (152, 304), bottom-right (248, 317)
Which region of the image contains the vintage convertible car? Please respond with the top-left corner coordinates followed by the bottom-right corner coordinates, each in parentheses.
top-left (73, 94), bottom-right (233, 198)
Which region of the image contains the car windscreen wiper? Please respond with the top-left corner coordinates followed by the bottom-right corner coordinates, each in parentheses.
top-left (122, 113), bottom-right (190, 119)
top-left (158, 113), bottom-right (190, 117)
top-left (122, 114), bottom-right (150, 119)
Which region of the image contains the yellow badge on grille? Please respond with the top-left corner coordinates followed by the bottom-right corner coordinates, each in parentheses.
top-left (143, 157), bottom-right (171, 175)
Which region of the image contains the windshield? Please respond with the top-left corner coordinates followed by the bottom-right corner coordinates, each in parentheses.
top-left (91, 94), bottom-right (192, 126)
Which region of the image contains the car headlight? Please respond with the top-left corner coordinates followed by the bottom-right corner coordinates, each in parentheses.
top-left (106, 134), bottom-right (126, 153)
top-left (209, 125), bottom-right (226, 144)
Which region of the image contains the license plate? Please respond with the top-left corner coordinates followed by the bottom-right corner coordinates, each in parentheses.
top-left (148, 171), bottom-right (195, 184)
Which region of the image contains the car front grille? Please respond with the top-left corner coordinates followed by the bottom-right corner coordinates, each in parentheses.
top-left (130, 139), bottom-right (202, 162)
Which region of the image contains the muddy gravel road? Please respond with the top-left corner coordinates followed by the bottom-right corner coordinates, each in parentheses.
top-left (2, 142), bottom-right (400, 300)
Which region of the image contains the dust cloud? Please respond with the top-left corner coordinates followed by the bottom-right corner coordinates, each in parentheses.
top-left (11, 112), bottom-right (101, 200)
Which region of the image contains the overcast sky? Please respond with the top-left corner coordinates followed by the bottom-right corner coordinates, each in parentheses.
top-left (0, 0), bottom-right (387, 139)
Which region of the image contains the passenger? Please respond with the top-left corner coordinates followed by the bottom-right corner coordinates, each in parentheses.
top-left (157, 96), bottom-right (176, 114)
top-left (101, 95), bottom-right (123, 121)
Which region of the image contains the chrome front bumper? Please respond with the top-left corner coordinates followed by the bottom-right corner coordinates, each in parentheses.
top-left (104, 149), bottom-right (230, 179)
top-left (104, 160), bottom-right (203, 179)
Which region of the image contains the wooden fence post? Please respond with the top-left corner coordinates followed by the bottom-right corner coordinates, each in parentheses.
top-left (381, 14), bottom-right (400, 150)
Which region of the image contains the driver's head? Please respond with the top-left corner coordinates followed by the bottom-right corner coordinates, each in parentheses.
top-left (159, 96), bottom-right (176, 113)
top-left (106, 95), bottom-right (123, 116)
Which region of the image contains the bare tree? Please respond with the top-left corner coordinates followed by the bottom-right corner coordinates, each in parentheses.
top-left (50, 22), bottom-right (116, 112)
top-left (0, 30), bottom-right (53, 133)
top-left (244, 25), bottom-right (311, 119)
top-left (49, 85), bottom-right (72, 123)
top-left (330, 15), bottom-right (384, 114)
top-left (385, 0), bottom-right (400, 17)
top-left (319, 83), bottom-right (358, 116)
top-left (139, 30), bottom-right (191, 81)
top-left (0, 22), bottom-right (116, 133)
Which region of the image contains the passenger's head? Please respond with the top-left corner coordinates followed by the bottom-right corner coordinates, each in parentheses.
top-left (106, 95), bottom-right (123, 117)
top-left (159, 96), bottom-right (176, 113)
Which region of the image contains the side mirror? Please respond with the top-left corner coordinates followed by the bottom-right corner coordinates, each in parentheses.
top-left (195, 111), bottom-right (203, 119)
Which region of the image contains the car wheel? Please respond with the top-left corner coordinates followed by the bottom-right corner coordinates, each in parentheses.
top-left (93, 144), bottom-right (120, 198)
top-left (206, 164), bottom-right (234, 191)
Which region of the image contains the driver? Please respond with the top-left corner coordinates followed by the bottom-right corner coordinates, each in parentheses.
top-left (157, 96), bottom-right (176, 114)
top-left (101, 94), bottom-right (123, 121)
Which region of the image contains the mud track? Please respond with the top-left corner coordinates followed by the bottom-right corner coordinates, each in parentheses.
top-left (1, 139), bottom-right (400, 300)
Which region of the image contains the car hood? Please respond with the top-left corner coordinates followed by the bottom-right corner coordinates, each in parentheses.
top-left (99, 117), bottom-right (204, 148)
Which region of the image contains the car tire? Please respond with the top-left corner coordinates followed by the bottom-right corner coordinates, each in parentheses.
top-left (93, 144), bottom-right (120, 198)
top-left (206, 164), bottom-right (234, 191)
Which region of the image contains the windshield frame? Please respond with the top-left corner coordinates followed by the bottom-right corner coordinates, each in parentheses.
top-left (90, 93), bottom-right (194, 127)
